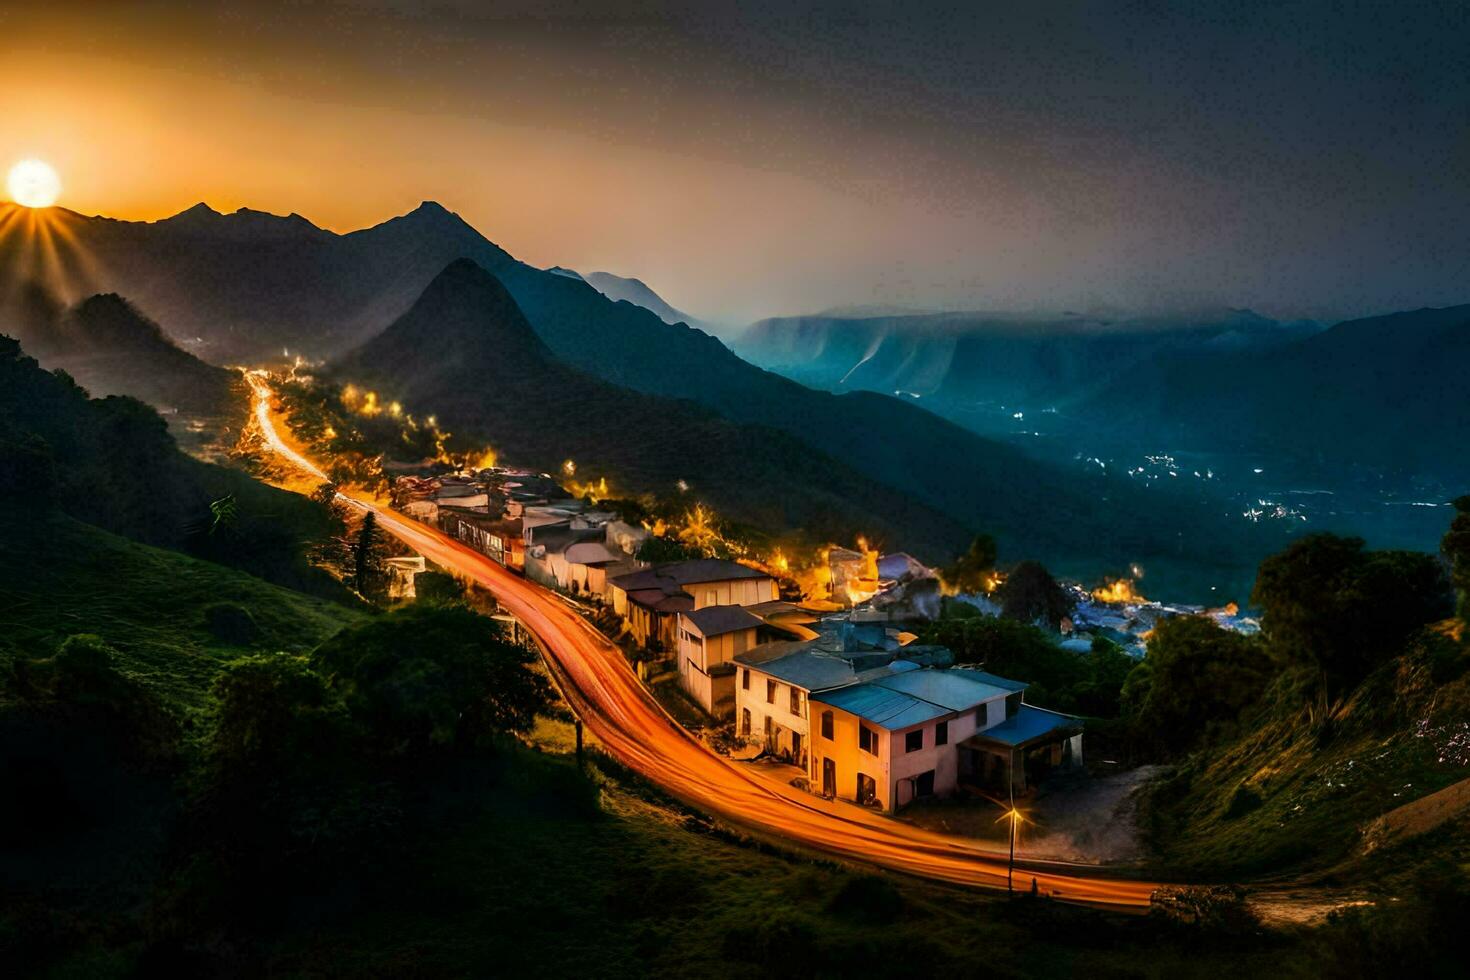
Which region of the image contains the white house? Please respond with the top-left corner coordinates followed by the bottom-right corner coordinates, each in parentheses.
top-left (732, 641), bottom-right (887, 775)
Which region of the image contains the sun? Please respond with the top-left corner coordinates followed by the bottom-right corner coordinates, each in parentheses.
top-left (7, 159), bottom-right (62, 208)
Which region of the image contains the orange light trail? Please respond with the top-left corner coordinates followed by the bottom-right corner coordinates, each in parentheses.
top-left (245, 371), bottom-right (1162, 910)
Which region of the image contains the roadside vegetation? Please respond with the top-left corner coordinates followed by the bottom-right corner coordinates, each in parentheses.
top-left (2, 333), bottom-right (1467, 973)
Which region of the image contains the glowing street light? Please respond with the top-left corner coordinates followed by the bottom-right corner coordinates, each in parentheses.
top-left (995, 801), bottom-right (1028, 896)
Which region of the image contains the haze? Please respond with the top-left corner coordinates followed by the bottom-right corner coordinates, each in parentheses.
top-left (2, 1), bottom-right (1466, 323)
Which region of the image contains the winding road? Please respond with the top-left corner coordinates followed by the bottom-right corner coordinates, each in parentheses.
top-left (245, 372), bottom-right (1161, 910)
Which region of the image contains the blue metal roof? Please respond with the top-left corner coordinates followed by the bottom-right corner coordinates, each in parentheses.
top-left (948, 668), bottom-right (1029, 692)
top-left (871, 669), bottom-right (1010, 710)
top-left (964, 705), bottom-right (1082, 748)
top-left (735, 644), bottom-right (859, 692)
top-left (811, 683), bottom-right (950, 730)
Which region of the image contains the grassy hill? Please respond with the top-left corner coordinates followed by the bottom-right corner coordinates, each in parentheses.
top-left (0, 512), bottom-right (364, 710)
top-left (1144, 621), bottom-right (1470, 880)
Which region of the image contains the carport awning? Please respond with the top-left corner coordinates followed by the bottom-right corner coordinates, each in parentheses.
top-left (961, 705), bottom-right (1082, 751)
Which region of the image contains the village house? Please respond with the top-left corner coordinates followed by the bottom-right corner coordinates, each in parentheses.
top-left (609, 559), bottom-right (778, 652)
top-left (671, 601), bottom-right (818, 717)
top-left (674, 605), bottom-right (764, 717)
top-left (439, 511), bottom-right (526, 572)
top-left (809, 668), bottom-right (1082, 812)
top-left (732, 641), bottom-right (882, 772)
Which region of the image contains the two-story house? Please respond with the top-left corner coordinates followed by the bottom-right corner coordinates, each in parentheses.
top-left (609, 559), bottom-right (777, 652)
top-left (809, 668), bottom-right (1082, 811)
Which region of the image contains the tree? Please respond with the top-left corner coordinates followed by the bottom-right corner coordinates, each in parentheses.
top-left (998, 560), bottom-right (1073, 629)
top-left (1252, 534), bottom-right (1452, 689)
top-left (924, 615), bottom-right (1114, 713)
top-left (942, 533), bottom-right (997, 595)
top-left (637, 534), bottom-right (699, 563)
top-left (353, 511), bottom-right (389, 599)
top-left (1127, 616), bottom-right (1273, 757)
top-left (4, 634), bottom-right (179, 765)
top-left (1444, 495), bottom-right (1470, 623)
top-left (203, 654), bottom-right (349, 781)
top-left (311, 605), bottom-right (552, 759)
top-left (414, 570), bottom-right (466, 606)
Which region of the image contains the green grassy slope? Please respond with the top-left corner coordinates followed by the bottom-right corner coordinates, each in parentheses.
top-left (1145, 624), bottom-right (1470, 878)
top-left (0, 512), bottom-right (364, 710)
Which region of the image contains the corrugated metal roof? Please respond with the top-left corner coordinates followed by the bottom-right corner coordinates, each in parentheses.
top-left (963, 705), bottom-right (1082, 748)
top-left (611, 559), bottom-right (770, 592)
top-left (735, 644), bottom-right (860, 692)
top-left (870, 669), bottom-right (1009, 711)
top-left (950, 668), bottom-right (1029, 692)
top-left (684, 605), bottom-right (763, 637)
top-left (812, 683), bottom-right (949, 730)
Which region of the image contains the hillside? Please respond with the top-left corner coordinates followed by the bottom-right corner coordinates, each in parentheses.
top-left (0, 511), bottom-right (363, 710)
top-left (1144, 620), bottom-right (1470, 880)
top-left (332, 259), bottom-right (970, 556)
top-left (580, 269), bottom-right (735, 341)
top-left (1086, 305), bottom-right (1470, 484)
top-left (8, 291), bottom-right (237, 417)
top-left (0, 335), bottom-right (342, 597)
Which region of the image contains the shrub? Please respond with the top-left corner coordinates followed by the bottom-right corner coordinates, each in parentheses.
top-left (203, 603), bottom-right (261, 645)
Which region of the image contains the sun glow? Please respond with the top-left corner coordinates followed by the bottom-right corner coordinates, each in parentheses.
top-left (7, 159), bottom-right (62, 208)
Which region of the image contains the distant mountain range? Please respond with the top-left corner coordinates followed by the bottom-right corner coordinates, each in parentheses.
top-left (735, 308), bottom-right (1322, 409)
top-left (1088, 304), bottom-right (1470, 482)
top-left (333, 259), bottom-right (970, 554)
top-left (3, 288), bottom-right (235, 418)
top-left (0, 200), bottom-right (1288, 597)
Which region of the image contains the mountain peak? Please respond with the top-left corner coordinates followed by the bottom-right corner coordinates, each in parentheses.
top-left (348, 258), bottom-right (551, 365)
top-left (161, 202), bottom-right (221, 224)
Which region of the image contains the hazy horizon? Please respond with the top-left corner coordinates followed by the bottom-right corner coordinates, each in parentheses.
top-left (3, 1), bottom-right (1467, 324)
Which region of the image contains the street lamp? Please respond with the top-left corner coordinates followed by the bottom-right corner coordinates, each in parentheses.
top-left (995, 801), bottom-right (1027, 896)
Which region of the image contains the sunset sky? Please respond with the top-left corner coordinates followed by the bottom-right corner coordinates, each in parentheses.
top-left (2, 1), bottom-right (1466, 323)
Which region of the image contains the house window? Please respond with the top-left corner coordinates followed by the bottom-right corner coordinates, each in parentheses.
top-left (905, 729), bottom-right (924, 753)
top-left (936, 721), bottom-right (949, 746)
top-left (821, 710), bottom-right (834, 740)
top-left (741, 668), bottom-right (749, 690)
top-left (859, 724), bottom-right (877, 755)
top-left (766, 679), bottom-right (777, 705)
top-left (790, 686), bottom-right (802, 717)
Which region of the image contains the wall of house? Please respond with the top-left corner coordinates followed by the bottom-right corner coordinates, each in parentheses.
top-left (887, 705), bottom-right (988, 809)
top-left (810, 702), bottom-right (891, 809)
top-left (686, 577), bottom-right (777, 610)
top-left (676, 657), bottom-right (737, 718)
top-left (734, 665), bottom-right (811, 769)
top-left (525, 554), bottom-right (558, 591)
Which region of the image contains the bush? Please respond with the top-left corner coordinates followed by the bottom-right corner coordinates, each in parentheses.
top-left (310, 605), bottom-right (553, 760)
top-left (826, 874), bottom-right (904, 924)
top-left (203, 603), bottom-right (262, 645)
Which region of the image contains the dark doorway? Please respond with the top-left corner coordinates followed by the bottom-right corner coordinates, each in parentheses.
top-left (822, 758), bottom-right (836, 797)
top-left (915, 769), bottom-right (935, 799)
top-left (791, 732), bottom-right (803, 766)
top-left (857, 772), bottom-right (877, 806)
top-left (741, 709), bottom-right (751, 736)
